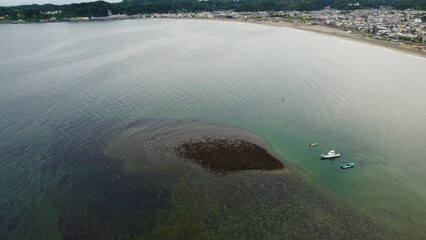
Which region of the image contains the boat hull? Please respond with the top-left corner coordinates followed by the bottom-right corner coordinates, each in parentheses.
top-left (341, 163), bottom-right (355, 169)
top-left (320, 154), bottom-right (340, 159)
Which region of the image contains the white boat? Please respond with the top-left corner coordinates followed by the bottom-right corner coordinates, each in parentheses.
top-left (320, 150), bottom-right (340, 159)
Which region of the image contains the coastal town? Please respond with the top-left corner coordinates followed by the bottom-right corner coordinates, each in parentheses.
top-left (2, 7), bottom-right (425, 51)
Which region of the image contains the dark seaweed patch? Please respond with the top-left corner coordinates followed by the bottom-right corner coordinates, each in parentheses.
top-left (175, 137), bottom-right (284, 173)
top-left (40, 118), bottom-right (172, 240)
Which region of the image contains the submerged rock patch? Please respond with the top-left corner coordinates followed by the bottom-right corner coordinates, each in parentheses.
top-left (174, 137), bottom-right (284, 173)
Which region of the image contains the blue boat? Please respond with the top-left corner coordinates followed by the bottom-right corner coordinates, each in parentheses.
top-left (341, 163), bottom-right (355, 169)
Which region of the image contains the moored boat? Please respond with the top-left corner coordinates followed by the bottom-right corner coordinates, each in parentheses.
top-left (320, 149), bottom-right (340, 159)
top-left (341, 163), bottom-right (355, 169)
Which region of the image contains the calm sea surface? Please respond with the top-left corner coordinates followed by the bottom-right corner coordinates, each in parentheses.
top-left (0, 19), bottom-right (425, 239)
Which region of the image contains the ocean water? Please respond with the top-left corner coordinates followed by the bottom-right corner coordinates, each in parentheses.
top-left (0, 19), bottom-right (425, 239)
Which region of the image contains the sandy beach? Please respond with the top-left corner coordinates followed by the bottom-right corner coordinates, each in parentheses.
top-left (210, 18), bottom-right (426, 58)
top-left (3, 17), bottom-right (425, 57)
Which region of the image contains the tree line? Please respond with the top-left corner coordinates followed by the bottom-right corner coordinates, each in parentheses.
top-left (1, 0), bottom-right (425, 21)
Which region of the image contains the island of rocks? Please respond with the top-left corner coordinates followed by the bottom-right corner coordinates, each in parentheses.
top-left (174, 137), bottom-right (284, 173)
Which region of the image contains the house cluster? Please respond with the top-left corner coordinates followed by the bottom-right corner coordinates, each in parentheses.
top-left (42, 10), bottom-right (62, 15)
top-left (10, 7), bottom-right (423, 44)
top-left (127, 9), bottom-right (425, 43)
top-left (282, 8), bottom-right (425, 43)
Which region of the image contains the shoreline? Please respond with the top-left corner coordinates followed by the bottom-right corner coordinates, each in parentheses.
top-left (2, 17), bottom-right (425, 58)
top-left (2, 17), bottom-right (425, 57)
top-left (209, 18), bottom-right (426, 58)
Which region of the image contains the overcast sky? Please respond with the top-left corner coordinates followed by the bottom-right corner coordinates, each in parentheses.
top-left (0, 0), bottom-right (122, 7)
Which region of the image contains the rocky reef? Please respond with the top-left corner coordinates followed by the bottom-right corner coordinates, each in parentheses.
top-left (174, 137), bottom-right (284, 173)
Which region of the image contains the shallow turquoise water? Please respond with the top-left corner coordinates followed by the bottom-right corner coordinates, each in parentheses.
top-left (0, 19), bottom-right (425, 238)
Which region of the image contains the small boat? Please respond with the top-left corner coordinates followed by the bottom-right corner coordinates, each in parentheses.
top-left (320, 149), bottom-right (340, 159)
top-left (341, 163), bottom-right (355, 169)
top-left (309, 143), bottom-right (318, 147)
